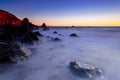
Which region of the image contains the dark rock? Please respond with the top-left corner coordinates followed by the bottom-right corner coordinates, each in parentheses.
top-left (52, 38), bottom-right (61, 41)
top-left (21, 17), bottom-right (32, 32)
top-left (41, 23), bottom-right (46, 27)
top-left (69, 61), bottom-right (103, 78)
top-left (70, 33), bottom-right (79, 37)
top-left (20, 32), bottom-right (39, 44)
top-left (34, 31), bottom-right (43, 37)
top-left (0, 18), bottom-right (40, 44)
top-left (0, 42), bottom-right (31, 62)
top-left (41, 23), bottom-right (50, 31)
top-left (53, 31), bottom-right (57, 34)
top-left (0, 24), bottom-right (16, 41)
top-left (72, 26), bottom-right (75, 27)
top-left (22, 18), bottom-right (29, 23)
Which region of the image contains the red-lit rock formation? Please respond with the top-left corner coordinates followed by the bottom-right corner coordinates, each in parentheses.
top-left (0, 9), bottom-right (21, 26)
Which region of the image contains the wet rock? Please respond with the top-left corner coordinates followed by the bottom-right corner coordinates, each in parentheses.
top-left (34, 31), bottom-right (43, 37)
top-left (69, 61), bottom-right (103, 78)
top-left (70, 33), bottom-right (79, 37)
top-left (52, 38), bottom-right (61, 41)
top-left (9, 45), bottom-right (31, 62)
top-left (20, 31), bottom-right (39, 44)
top-left (0, 42), bottom-right (31, 63)
top-left (53, 31), bottom-right (57, 34)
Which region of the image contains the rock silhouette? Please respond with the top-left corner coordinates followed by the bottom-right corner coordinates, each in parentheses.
top-left (41, 23), bottom-right (50, 31)
top-left (0, 9), bottom-right (40, 44)
top-left (53, 31), bottom-right (57, 34)
top-left (0, 9), bottom-right (40, 62)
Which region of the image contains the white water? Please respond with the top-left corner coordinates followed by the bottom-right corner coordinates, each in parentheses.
top-left (0, 27), bottom-right (120, 80)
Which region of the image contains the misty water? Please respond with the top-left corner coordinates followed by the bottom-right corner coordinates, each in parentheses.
top-left (0, 27), bottom-right (120, 80)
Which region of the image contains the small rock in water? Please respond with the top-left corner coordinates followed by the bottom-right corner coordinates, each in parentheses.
top-left (52, 37), bottom-right (61, 41)
top-left (53, 31), bottom-right (57, 34)
top-left (41, 23), bottom-right (50, 31)
top-left (69, 61), bottom-right (103, 79)
top-left (70, 33), bottom-right (79, 37)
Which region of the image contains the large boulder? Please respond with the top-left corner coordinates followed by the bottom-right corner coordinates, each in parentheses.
top-left (0, 42), bottom-right (31, 62)
top-left (69, 61), bottom-right (103, 78)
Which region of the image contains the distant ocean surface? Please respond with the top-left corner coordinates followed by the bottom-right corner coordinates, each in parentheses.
top-left (49, 26), bottom-right (120, 32)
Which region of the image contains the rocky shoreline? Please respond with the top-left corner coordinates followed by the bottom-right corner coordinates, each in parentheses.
top-left (0, 9), bottom-right (49, 63)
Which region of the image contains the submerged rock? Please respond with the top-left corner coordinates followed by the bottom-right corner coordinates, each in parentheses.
top-left (52, 37), bottom-right (61, 41)
top-left (53, 31), bottom-right (57, 34)
top-left (69, 61), bottom-right (103, 78)
top-left (70, 33), bottom-right (79, 37)
top-left (0, 42), bottom-right (31, 63)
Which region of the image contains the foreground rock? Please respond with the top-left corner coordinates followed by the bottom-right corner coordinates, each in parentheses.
top-left (69, 61), bottom-right (103, 79)
top-left (0, 42), bottom-right (31, 63)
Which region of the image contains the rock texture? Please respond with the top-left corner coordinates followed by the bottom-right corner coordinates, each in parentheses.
top-left (0, 42), bottom-right (31, 62)
top-left (69, 61), bottom-right (103, 78)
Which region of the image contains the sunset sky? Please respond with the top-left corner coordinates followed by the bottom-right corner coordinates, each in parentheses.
top-left (0, 0), bottom-right (120, 26)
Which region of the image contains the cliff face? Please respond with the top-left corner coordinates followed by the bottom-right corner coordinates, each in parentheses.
top-left (0, 9), bottom-right (21, 26)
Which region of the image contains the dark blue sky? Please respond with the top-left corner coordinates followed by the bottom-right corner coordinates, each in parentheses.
top-left (0, 0), bottom-right (120, 26)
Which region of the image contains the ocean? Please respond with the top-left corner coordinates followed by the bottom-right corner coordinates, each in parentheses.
top-left (0, 27), bottom-right (120, 80)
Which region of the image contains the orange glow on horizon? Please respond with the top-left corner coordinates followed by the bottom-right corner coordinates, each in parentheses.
top-left (30, 14), bottom-right (120, 26)
top-left (32, 19), bottom-right (120, 26)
